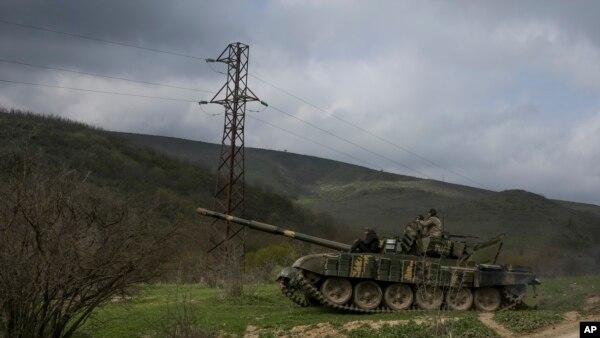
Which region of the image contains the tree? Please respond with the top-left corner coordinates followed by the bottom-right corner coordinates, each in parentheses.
top-left (245, 244), bottom-right (297, 282)
top-left (0, 148), bottom-right (169, 337)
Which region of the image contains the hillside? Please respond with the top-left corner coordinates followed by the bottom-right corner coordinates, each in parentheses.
top-left (110, 131), bottom-right (413, 199)
top-left (0, 109), bottom-right (347, 282)
top-left (114, 131), bottom-right (600, 276)
top-left (1, 108), bottom-right (598, 276)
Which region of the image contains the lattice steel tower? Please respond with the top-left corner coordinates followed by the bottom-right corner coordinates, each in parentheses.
top-left (205, 43), bottom-right (259, 282)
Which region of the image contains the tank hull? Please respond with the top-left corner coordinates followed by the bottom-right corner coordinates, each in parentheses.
top-left (277, 252), bottom-right (538, 312)
top-left (292, 253), bottom-right (536, 287)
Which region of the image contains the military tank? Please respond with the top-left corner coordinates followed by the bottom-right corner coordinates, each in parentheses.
top-left (197, 208), bottom-right (539, 313)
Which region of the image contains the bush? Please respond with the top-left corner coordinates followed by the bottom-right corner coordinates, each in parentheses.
top-left (0, 148), bottom-right (171, 337)
top-left (245, 244), bottom-right (297, 282)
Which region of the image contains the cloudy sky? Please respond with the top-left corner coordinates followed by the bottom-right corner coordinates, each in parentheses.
top-left (1, 1), bottom-right (599, 205)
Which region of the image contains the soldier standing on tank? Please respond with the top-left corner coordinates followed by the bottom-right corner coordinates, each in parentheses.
top-left (418, 208), bottom-right (442, 238)
top-left (350, 227), bottom-right (380, 253)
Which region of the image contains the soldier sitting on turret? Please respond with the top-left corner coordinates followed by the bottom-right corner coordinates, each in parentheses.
top-left (350, 227), bottom-right (380, 253)
top-left (418, 208), bottom-right (442, 238)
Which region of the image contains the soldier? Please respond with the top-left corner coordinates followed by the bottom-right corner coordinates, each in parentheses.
top-left (398, 215), bottom-right (424, 252)
top-left (417, 208), bottom-right (442, 238)
top-left (350, 227), bottom-right (380, 253)
top-left (404, 214), bottom-right (424, 237)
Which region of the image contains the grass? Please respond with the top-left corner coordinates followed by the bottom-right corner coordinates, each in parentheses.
top-left (344, 316), bottom-right (499, 338)
top-left (493, 311), bottom-right (563, 334)
top-left (76, 284), bottom-right (417, 337)
top-left (523, 274), bottom-right (600, 311)
top-left (492, 274), bottom-right (600, 335)
top-left (74, 284), bottom-right (463, 337)
top-left (74, 274), bottom-right (600, 337)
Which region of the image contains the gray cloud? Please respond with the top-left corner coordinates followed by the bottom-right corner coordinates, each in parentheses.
top-left (1, 0), bottom-right (599, 204)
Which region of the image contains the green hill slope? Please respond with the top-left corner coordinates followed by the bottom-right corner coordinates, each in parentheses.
top-left (114, 131), bottom-right (600, 277)
top-left (0, 109), bottom-right (346, 281)
top-left (2, 108), bottom-right (597, 276)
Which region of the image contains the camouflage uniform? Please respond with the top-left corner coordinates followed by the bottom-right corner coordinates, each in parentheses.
top-left (419, 216), bottom-right (442, 238)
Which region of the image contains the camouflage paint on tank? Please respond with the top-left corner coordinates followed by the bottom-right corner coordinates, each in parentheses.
top-left (350, 255), bottom-right (370, 277)
top-left (297, 251), bottom-right (533, 289)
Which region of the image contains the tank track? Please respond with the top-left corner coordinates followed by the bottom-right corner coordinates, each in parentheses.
top-left (291, 270), bottom-right (525, 313)
top-left (499, 287), bottom-right (526, 311)
top-left (279, 279), bottom-right (311, 307)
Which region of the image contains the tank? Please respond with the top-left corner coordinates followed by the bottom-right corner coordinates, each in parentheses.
top-left (197, 207), bottom-right (540, 312)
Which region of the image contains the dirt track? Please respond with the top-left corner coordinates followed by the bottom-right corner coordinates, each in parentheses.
top-left (479, 311), bottom-right (600, 338)
top-left (245, 310), bottom-right (600, 337)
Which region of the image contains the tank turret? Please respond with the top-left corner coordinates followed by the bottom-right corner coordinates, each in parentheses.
top-left (197, 207), bottom-right (539, 312)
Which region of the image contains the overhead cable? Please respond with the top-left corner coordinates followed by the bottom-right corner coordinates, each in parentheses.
top-left (268, 105), bottom-right (431, 179)
top-left (2, 17), bottom-right (486, 187)
top-left (247, 114), bottom-right (380, 171)
top-left (251, 74), bottom-right (489, 189)
top-left (0, 78), bottom-right (197, 103)
top-left (0, 18), bottom-right (207, 61)
top-left (0, 58), bottom-right (214, 93)
top-left (0, 75), bottom-right (387, 174)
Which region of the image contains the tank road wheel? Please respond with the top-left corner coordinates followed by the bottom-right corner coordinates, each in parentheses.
top-left (474, 287), bottom-right (502, 312)
top-left (320, 277), bottom-right (352, 305)
top-left (353, 281), bottom-right (383, 310)
top-left (383, 283), bottom-right (414, 310)
top-left (415, 285), bottom-right (444, 310)
top-left (445, 287), bottom-right (473, 311)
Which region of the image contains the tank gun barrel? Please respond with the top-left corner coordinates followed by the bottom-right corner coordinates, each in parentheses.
top-left (197, 208), bottom-right (351, 251)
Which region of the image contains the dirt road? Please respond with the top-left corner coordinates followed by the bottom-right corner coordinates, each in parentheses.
top-left (245, 311), bottom-right (599, 337)
top-left (479, 311), bottom-right (600, 338)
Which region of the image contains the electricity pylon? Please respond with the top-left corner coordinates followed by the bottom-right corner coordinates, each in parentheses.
top-left (201, 42), bottom-right (259, 290)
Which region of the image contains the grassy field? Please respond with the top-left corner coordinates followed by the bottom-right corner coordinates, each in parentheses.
top-left (524, 274), bottom-right (600, 311)
top-left (77, 283), bottom-right (419, 337)
top-left (490, 274), bottom-right (600, 334)
top-left (75, 275), bottom-right (600, 337)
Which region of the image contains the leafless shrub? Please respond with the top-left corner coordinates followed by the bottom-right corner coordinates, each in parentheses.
top-left (0, 147), bottom-right (170, 337)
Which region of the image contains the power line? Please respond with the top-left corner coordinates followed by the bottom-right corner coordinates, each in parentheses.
top-left (252, 74), bottom-right (490, 189)
top-left (268, 105), bottom-right (431, 179)
top-left (0, 18), bottom-right (207, 61)
top-left (0, 78), bottom-right (197, 103)
top-left (0, 58), bottom-right (214, 93)
top-left (0, 74), bottom-right (391, 176)
top-left (0, 76), bottom-right (388, 177)
top-left (247, 114), bottom-right (380, 170)
top-left (1, 17), bottom-right (488, 187)
top-left (206, 61), bottom-right (226, 75)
